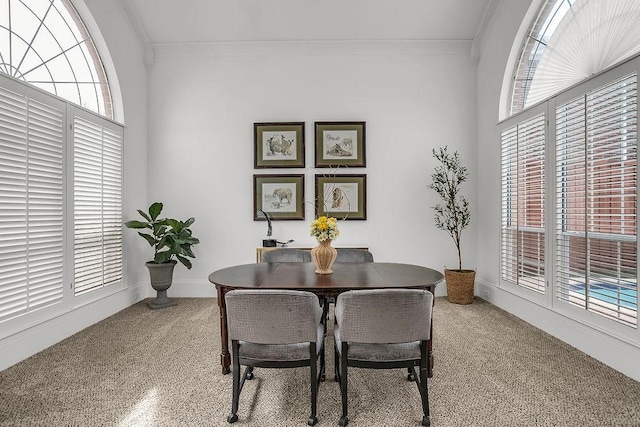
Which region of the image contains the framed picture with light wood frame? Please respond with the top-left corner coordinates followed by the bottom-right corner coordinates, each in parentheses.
top-left (254, 122), bottom-right (305, 168)
top-left (315, 121), bottom-right (366, 168)
top-left (315, 174), bottom-right (366, 220)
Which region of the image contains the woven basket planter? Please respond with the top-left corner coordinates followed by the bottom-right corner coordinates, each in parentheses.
top-left (444, 269), bottom-right (476, 304)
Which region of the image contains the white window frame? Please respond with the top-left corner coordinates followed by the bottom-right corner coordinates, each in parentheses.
top-left (500, 55), bottom-right (640, 344)
top-left (500, 102), bottom-right (553, 308)
top-left (69, 104), bottom-right (124, 306)
top-left (551, 57), bottom-right (638, 341)
top-left (0, 72), bottom-right (124, 341)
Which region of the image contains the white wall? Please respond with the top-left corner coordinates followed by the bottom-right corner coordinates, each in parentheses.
top-left (0, 0), bottom-right (149, 371)
top-left (147, 41), bottom-right (479, 298)
top-left (476, 0), bottom-right (640, 381)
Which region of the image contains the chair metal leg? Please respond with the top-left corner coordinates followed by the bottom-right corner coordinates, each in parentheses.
top-left (320, 336), bottom-right (326, 381)
top-left (334, 342), bottom-right (340, 382)
top-left (419, 343), bottom-right (430, 426)
top-left (418, 368), bottom-right (430, 426)
top-left (407, 367), bottom-right (417, 381)
top-left (227, 340), bottom-right (241, 423)
top-left (338, 342), bottom-right (349, 426)
top-left (308, 343), bottom-right (318, 426)
top-left (321, 298), bottom-right (329, 333)
top-left (244, 366), bottom-right (254, 380)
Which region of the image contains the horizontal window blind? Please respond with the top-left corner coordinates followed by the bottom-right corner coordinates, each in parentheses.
top-left (501, 125), bottom-right (518, 284)
top-left (73, 116), bottom-right (122, 295)
top-left (0, 86), bottom-right (64, 321)
top-left (556, 74), bottom-right (638, 327)
top-left (501, 114), bottom-right (546, 293)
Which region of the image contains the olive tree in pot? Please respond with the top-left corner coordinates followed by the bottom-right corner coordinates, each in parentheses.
top-left (428, 146), bottom-right (474, 304)
top-left (125, 202), bottom-right (200, 309)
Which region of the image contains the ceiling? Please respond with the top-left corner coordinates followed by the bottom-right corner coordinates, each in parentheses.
top-left (125, 0), bottom-right (497, 45)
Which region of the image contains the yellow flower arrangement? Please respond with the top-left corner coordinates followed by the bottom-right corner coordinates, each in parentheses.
top-left (310, 216), bottom-right (339, 242)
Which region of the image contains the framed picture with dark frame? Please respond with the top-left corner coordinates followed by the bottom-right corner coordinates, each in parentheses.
top-left (315, 174), bottom-right (366, 220)
top-left (254, 122), bottom-right (305, 168)
top-left (254, 174), bottom-right (305, 220)
top-left (315, 121), bottom-right (366, 168)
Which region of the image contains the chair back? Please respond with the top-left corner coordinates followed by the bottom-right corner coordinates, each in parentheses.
top-left (335, 289), bottom-right (433, 344)
top-left (335, 248), bottom-right (374, 263)
top-left (225, 289), bottom-right (322, 344)
top-left (262, 248), bottom-right (311, 263)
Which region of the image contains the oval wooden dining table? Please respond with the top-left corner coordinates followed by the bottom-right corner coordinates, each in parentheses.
top-left (208, 262), bottom-right (444, 377)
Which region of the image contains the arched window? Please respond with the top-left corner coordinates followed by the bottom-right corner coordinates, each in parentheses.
top-left (0, 0), bottom-right (122, 330)
top-left (509, 0), bottom-right (640, 116)
top-left (501, 0), bottom-right (639, 331)
top-left (0, 0), bottom-right (112, 118)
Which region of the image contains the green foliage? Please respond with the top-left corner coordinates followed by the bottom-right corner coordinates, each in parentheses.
top-left (124, 202), bottom-right (200, 269)
top-left (427, 146), bottom-right (471, 271)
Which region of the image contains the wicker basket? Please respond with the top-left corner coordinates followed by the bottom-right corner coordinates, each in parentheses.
top-left (444, 269), bottom-right (476, 304)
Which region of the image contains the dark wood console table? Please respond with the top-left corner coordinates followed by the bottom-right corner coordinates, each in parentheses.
top-left (208, 262), bottom-right (443, 377)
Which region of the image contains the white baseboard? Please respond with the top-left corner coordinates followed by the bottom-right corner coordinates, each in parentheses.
top-left (9, 278), bottom-right (637, 383)
top-left (477, 280), bottom-right (640, 382)
top-left (0, 284), bottom-right (147, 372)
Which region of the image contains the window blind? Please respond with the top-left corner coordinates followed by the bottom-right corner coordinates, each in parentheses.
top-left (73, 115), bottom-right (122, 295)
top-left (501, 113), bottom-right (546, 293)
top-left (556, 73), bottom-right (638, 327)
top-left (0, 86), bottom-right (64, 321)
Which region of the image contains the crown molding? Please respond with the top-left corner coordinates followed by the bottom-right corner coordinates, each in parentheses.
top-left (470, 0), bottom-right (503, 63)
top-left (117, 0), bottom-right (155, 66)
top-left (152, 39), bottom-right (472, 57)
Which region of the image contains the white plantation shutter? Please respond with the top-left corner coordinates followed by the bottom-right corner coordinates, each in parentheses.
top-left (27, 99), bottom-right (65, 308)
top-left (501, 113), bottom-right (546, 293)
top-left (501, 126), bottom-right (518, 284)
top-left (102, 126), bottom-right (123, 286)
top-left (556, 74), bottom-right (638, 327)
top-left (0, 86), bottom-right (64, 321)
top-left (73, 114), bottom-right (123, 295)
top-left (0, 1), bottom-right (123, 332)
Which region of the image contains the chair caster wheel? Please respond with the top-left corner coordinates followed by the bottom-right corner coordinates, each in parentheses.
top-left (308, 416), bottom-right (318, 426)
top-left (422, 415), bottom-right (431, 426)
top-left (407, 372), bottom-right (417, 381)
top-left (339, 415), bottom-right (349, 426)
top-left (227, 413), bottom-right (238, 423)
top-left (246, 372), bottom-right (254, 380)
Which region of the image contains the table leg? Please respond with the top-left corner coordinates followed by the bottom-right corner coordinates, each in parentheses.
top-left (217, 286), bottom-right (231, 374)
top-left (427, 296), bottom-right (435, 378)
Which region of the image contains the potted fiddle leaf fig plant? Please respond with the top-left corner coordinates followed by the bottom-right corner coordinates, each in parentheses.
top-left (125, 202), bottom-right (200, 309)
top-left (428, 146), bottom-right (474, 304)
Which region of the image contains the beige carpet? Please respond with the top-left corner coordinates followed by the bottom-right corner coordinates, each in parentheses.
top-left (1, 297), bottom-right (639, 426)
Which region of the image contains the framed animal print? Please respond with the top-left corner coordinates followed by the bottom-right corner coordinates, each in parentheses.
top-left (254, 122), bottom-right (305, 168)
top-left (315, 121), bottom-right (366, 168)
top-left (254, 174), bottom-right (305, 220)
top-left (315, 174), bottom-right (366, 220)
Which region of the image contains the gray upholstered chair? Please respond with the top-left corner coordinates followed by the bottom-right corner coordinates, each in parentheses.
top-left (224, 289), bottom-right (325, 426)
top-left (261, 248), bottom-right (312, 263)
top-left (326, 249), bottom-right (374, 324)
top-left (335, 248), bottom-right (374, 263)
top-left (334, 289), bottom-right (434, 426)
